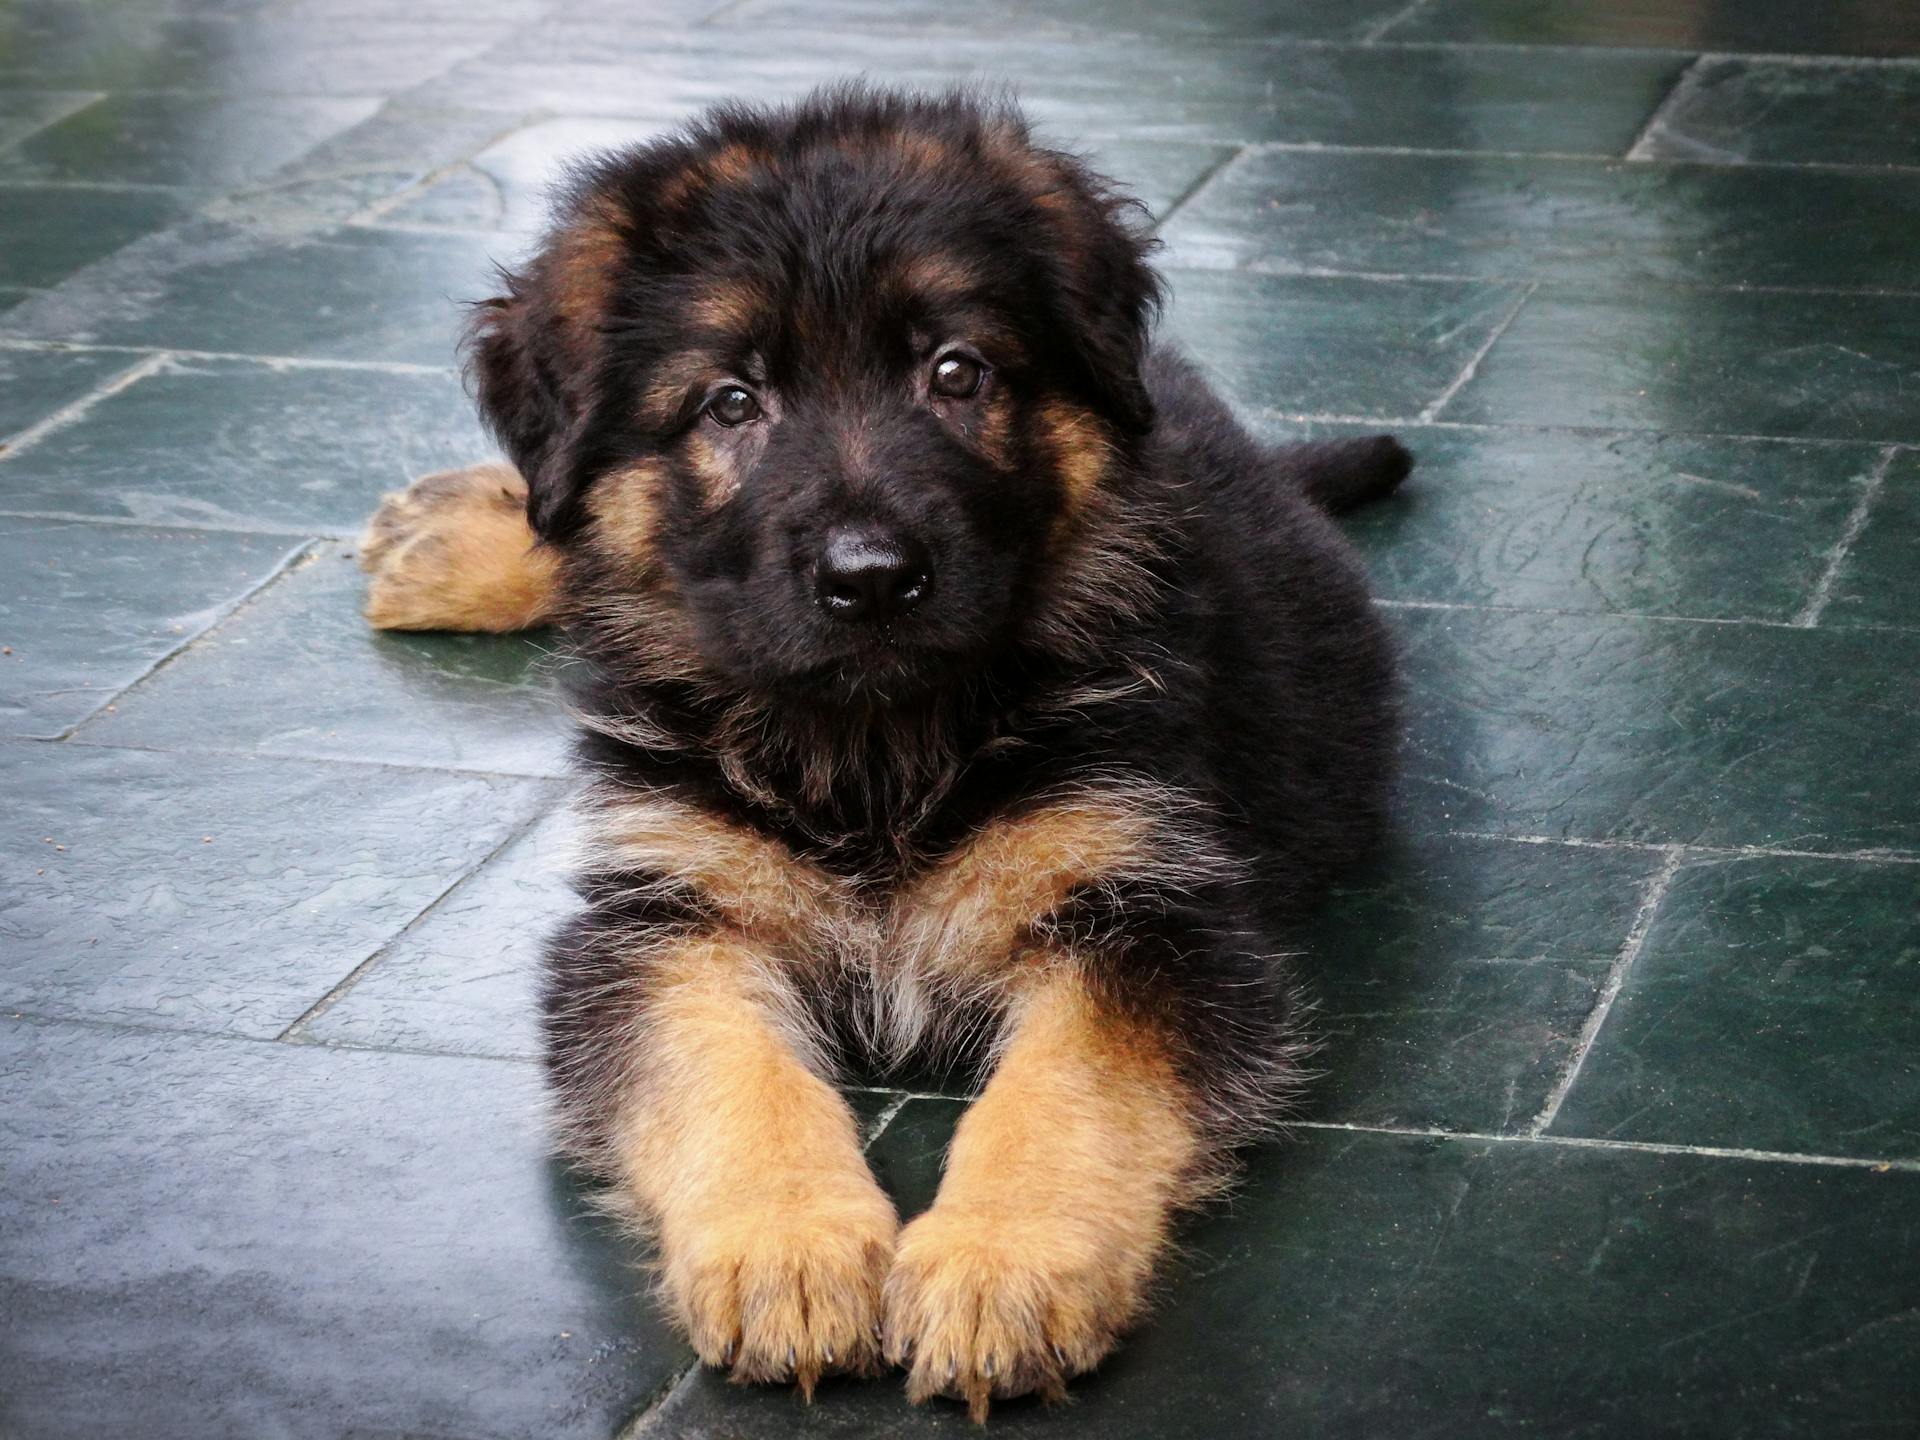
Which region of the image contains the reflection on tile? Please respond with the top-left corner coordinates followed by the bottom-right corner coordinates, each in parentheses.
top-left (1161, 270), bottom-right (1528, 418)
top-left (0, 742), bottom-right (553, 1036)
top-left (0, 184), bottom-right (186, 289)
top-left (0, 519), bottom-right (300, 738)
top-left (410, 26), bottom-right (1684, 156)
top-left (0, 1019), bottom-right (679, 1439)
top-left (1304, 833), bottom-right (1662, 1133)
top-left (0, 356), bottom-right (491, 533)
top-left (1552, 855), bottom-right (1920, 1159)
top-left (650, 1127), bottom-right (1920, 1434)
top-left (1161, 149), bottom-right (1920, 291)
top-left (0, 93), bottom-right (381, 188)
top-left (1443, 284), bottom-right (1920, 441)
top-left (0, 221), bottom-right (511, 365)
top-left (304, 807), bottom-right (575, 1058)
top-left (1644, 58), bottom-right (1920, 169)
top-left (1396, 607), bottom-right (1920, 850)
top-left (81, 542), bottom-right (572, 776)
top-left (1260, 420), bottom-right (1878, 621)
top-left (724, 0), bottom-right (1416, 41)
top-left (1388, 0), bottom-right (1920, 58)
top-left (1826, 450), bottom-right (1920, 631)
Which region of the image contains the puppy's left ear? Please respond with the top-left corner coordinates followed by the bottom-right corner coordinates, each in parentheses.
top-left (464, 204), bottom-right (627, 540)
top-left (1027, 149), bottom-right (1164, 437)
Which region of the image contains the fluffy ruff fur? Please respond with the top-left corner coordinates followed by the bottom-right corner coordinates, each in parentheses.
top-left (360, 84), bottom-right (1409, 1421)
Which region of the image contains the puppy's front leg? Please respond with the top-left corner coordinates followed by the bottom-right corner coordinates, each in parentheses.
top-left (883, 964), bottom-right (1200, 1419)
top-left (615, 936), bottom-right (897, 1393)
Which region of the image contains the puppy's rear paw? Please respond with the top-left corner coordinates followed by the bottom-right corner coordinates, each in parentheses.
top-left (358, 462), bottom-right (559, 632)
top-left (883, 1205), bottom-right (1139, 1421)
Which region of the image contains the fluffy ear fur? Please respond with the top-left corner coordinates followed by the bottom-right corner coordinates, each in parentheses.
top-left (464, 200), bottom-right (629, 539)
top-left (1024, 146), bottom-right (1164, 437)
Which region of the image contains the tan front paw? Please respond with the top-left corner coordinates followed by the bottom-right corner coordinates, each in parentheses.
top-left (662, 1177), bottom-right (899, 1397)
top-left (883, 1204), bottom-right (1144, 1421)
top-left (358, 461), bottom-right (559, 632)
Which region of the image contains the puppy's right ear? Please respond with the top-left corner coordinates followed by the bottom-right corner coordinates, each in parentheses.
top-left (465, 211), bottom-right (627, 540)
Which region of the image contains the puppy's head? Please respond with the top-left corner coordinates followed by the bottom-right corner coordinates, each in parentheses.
top-left (469, 85), bottom-right (1161, 705)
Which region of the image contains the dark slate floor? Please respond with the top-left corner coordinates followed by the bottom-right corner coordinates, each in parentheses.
top-left (3, 2), bottom-right (1918, 1437)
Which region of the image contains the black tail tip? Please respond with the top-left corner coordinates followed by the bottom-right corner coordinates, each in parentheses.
top-left (1295, 434), bottom-right (1416, 515)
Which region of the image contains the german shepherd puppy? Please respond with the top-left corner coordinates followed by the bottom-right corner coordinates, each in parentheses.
top-left (359, 84), bottom-right (1410, 1421)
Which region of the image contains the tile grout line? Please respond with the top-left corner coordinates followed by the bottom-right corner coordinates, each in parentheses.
top-left (1258, 408), bottom-right (1920, 450)
top-left (1794, 444), bottom-right (1898, 628)
top-left (56, 732), bottom-right (572, 787)
top-left (1174, 256), bottom-right (1920, 299)
top-left (862, 1090), bottom-right (916, 1146)
top-left (1296, 1120), bottom-right (1920, 1173)
top-left (1415, 281), bottom-right (1537, 423)
top-left (1375, 596), bottom-right (1851, 633)
top-left (1623, 53), bottom-right (1712, 162)
top-left (274, 802), bottom-right (553, 1043)
top-left (0, 336), bottom-right (457, 375)
top-left (47, 537), bottom-right (321, 740)
top-left (0, 1005), bottom-right (538, 1065)
top-left (1240, 137), bottom-right (1920, 174)
top-left (344, 109), bottom-right (546, 227)
top-left (1441, 830), bottom-right (1920, 867)
top-left (0, 351), bottom-right (172, 464)
top-left (0, 506), bottom-right (356, 540)
top-left (50, 540), bottom-right (323, 740)
top-left (1148, 145), bottom-right (1248, 234)
top-left (1357, 0), bottom-right (1438, 45)
top-left (1526, 849), bottom-right (1685, 1137)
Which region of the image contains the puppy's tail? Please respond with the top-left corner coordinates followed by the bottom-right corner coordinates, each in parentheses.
top-left (1275, 435), bottom-right (1414, 515)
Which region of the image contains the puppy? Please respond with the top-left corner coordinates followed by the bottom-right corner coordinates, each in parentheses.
top-left (360, 85), bottom-right (1409, 1420)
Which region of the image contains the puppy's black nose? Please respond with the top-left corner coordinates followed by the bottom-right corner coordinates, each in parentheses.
top-left (813, 526), bottom-right (932, 624)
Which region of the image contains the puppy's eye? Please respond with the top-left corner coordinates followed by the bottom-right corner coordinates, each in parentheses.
top-left (931, 353), bottom-right (985, 400)
top-left (706, 385), bottom-right (761, 427)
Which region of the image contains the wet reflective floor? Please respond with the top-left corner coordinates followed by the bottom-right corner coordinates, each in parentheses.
top-left (3, 2), bottom-right (1918, 1436)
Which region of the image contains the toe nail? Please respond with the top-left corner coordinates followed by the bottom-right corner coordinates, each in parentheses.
top-left (824, 1348), bottom-right (835, 1365)
top-left (787, 1346), bottom-right (797, 1371)
top-left (983, 1356), bottom-right (996, 1378)
top-left (1053, 1344), bottom-right (1067, 1368)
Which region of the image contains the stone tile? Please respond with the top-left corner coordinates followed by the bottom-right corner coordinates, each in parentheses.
top-left (0, 1018), bottom-right (682, 1440)
top-left (0, 184), bottom-right (186, 289)
top-left (1552, 854), bottom-right (1920, 1160)
top-left (0, 11), bottom-right (510, 93)
top-left (382, 115), bottom-right (679, 233)
top-left (0, 89), bottom-right (98, 149)
top-left (412, 27), bottom-right (1685, 157)
top-left (1441, 284), bottom-right (1920, 441)
top-left (1303, 833), bottom-right (1664, 1133)
top-left (0, 356), bottom-right (492, 534)
top-left (0, 519), bottom-right (302, 739)
top-left (0, 221), bottom-right (512, 365)
top-left (386, 116), bottom-right (1233, 233)
top-left (1394, 607), bottom-right (1920, 851)
top-left (0, 741), bottom-right (553, 1036)
top-left (1387, 0), bottom-right (1920, 58)
top-left (650, 1125), bottom-right (1920, 1434)
top-left (1160, 149), bottom-right (1920, 291)
top-left (723, 0), bottom-right (1419, 41)
top-left (1160, 270), bottom-right (1529, 418)
top-left (0, 94), bottom-right (382, 189)
top-left (1258, 420), bottom-right (1879, 621)
top-left (1644, 58), bottom-right (1920, 169)
top-left (0, 345), bottom-right (131, 444)
top-left (303, 807), bottom-right (575, 1059)
top-left (1826, 450), bottom-right (1920, 631)
top-left (81, 541), bottom-right (573, 777)
top-left (208, 103), bottom-right (542, 229)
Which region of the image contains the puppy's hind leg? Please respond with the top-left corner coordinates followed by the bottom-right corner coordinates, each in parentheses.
top-left (358, 461), bottom-right (562, 632)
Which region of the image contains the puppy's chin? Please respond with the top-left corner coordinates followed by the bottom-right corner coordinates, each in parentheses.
top-left (767, 638), bottom-right (980, 708)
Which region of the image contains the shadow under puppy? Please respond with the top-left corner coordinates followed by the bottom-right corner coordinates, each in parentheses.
top-left (360, 83), bottom-right (1411, 1421)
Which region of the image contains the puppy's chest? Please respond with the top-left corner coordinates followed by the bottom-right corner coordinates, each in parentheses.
top-left (580, 784), bottom-right (1183, 980)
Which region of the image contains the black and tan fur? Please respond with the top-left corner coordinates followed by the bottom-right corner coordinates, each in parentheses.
top-left (360, 85), bottom-right (1410, 1420)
